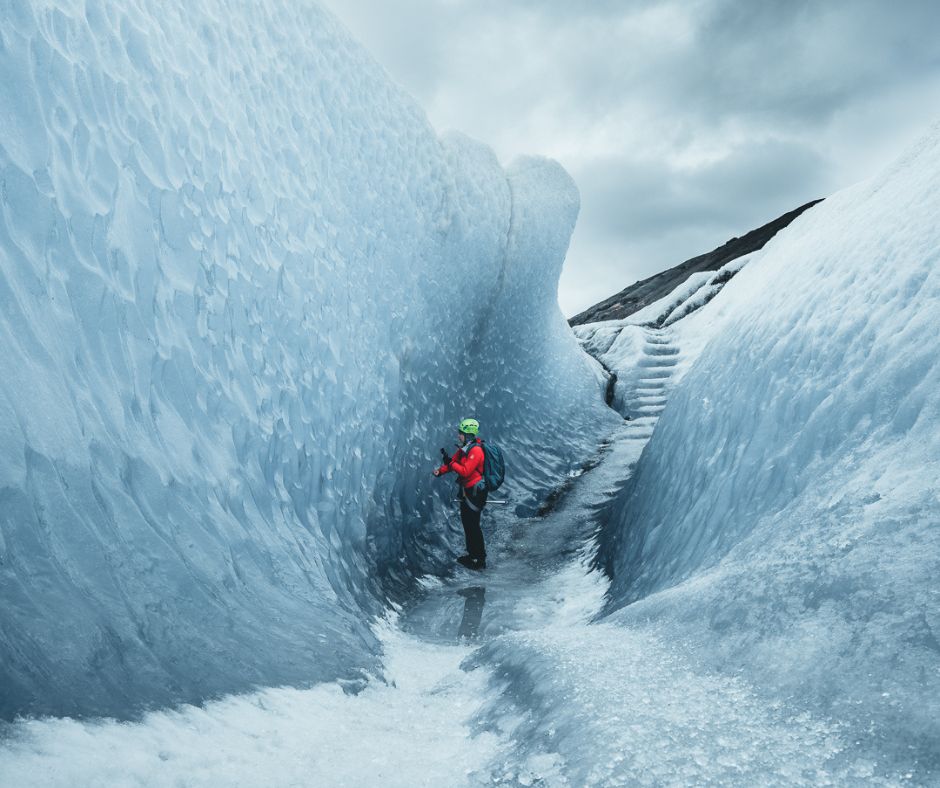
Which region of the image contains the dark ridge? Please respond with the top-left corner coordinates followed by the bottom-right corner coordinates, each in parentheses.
top-left (568, 198), bottom-right (824, 326)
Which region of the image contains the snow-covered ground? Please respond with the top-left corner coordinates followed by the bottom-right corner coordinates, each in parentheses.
top-left (572, 254), bottom-right (754, 417)
top-left (4, 411), bottom-right (917, 785)
top-left (0, 624), bottom-right (501, 787)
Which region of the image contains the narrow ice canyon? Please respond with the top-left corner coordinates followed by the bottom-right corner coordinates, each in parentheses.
top-left (0, 2), bottom-right (937, 785)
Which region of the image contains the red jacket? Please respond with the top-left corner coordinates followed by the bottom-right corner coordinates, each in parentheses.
top-left (438, 440), bottom-right (484, 489)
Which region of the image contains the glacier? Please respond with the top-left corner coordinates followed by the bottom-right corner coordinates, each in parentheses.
top-left (0, 0), bottom-right (613, 720)
top-left (589, 127), bottom-right (940, 776)
top-left (1, 0), bottom-right (938, 785)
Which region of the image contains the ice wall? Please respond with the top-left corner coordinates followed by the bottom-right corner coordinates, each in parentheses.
top-left (0, 1), bottom-right (613, 719)
top-left (600, 125), bottom-right (940, 768)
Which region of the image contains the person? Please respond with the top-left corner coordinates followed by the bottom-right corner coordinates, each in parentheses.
top-left (434, 417), bottom-right (488, 570)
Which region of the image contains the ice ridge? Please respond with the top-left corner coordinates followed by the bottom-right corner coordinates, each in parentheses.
top-left (598, 122), bottom-right (940, 771)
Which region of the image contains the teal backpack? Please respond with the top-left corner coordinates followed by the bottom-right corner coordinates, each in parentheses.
top-left (480, 439), bottom-right (505, 492)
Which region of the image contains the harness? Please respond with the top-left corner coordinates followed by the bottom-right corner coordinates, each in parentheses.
top-left (462, 487), bottom-right (483, 512)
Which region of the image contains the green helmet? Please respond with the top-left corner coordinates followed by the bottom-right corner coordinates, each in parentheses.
top-left (458, 417), bottom-right (479, 435)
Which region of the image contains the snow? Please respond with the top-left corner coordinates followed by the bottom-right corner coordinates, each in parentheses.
top-left (0, 371), bottom-right (918, 785)
top-left (0, 426), bottom-right (684, 787)
top-left (0, 623), bottom-right (501, 788)
top-left (573, 250), bottom-right (753, 344)
top-left (661, 255), bottom-right (751, 326)
top-left (0, 0), bottom-right (614, 720)
top-left (598, 122), bottom-right (940, 775)
top-left (470, 624), bottom-right (862, 786)
top-left (628, 270), bottom-right (714, 326)
top-left (572, 255), bottom-right (755, 417)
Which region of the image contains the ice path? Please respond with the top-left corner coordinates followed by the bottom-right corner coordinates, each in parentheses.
top-left (0, 331), bottom-right (870, 786)
top-left (621, 327), bottom-right (679, 422)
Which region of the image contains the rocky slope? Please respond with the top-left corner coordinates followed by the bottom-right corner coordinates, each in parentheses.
top-left (569, 199), bottom-right (823, 326)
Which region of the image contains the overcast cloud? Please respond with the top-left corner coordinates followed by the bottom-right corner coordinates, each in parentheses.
top-left (320, 0), bottom-right (940, 316)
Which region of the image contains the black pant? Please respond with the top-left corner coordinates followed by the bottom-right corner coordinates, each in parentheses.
top-left (459, 486), bottom-right (487, 561)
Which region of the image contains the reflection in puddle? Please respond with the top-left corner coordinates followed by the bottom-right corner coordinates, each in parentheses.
top-left (456, 586), bottom-right (486, 640)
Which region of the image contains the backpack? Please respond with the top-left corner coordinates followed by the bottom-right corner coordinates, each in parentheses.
top-left (479, 439), bottom-right (505, 492)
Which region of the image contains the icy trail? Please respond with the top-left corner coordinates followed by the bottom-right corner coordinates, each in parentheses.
top-left (0, 358), bottom-right (875, 787)
top-left (624, 328), bottom-right (679, 420)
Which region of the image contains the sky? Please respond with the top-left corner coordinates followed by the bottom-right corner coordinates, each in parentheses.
top-left (320, 0), bottom-right (940, 317)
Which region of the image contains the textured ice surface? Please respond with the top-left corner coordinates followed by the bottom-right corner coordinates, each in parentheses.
top-left (0, 623), bottom-right (501, 787)
top-left (571, 259), bottom-right (756, 418)
top-left (469, 625), bottom-right (865, 787)
top-left (660, 254), bottom-right (751, 327)
top-left (572, 254), bottom-right (754, 416)
top-left (0, 0), bottom-right (613, 718)
top-left (0, 343), bottom-right (921, 785)
top-left (599, 125), bottom-right (940, 775)
top-left (0, 426), bottom-right (636, 788)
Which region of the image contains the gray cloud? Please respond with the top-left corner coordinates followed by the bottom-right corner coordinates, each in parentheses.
top-left (321, 0), bottom-right (940, 315)
top-left (574, 139), bottom-right (826, 242)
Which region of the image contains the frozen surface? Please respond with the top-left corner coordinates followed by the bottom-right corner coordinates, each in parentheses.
top-left (0, 0), bottom-right (613, 719)
top-left (599, 124), bottom-right (940, 776)
top-left (572, 256), bottom-right (753, 418)
top-left (661, 254), bottom-right (751, 326)
top-left (0, 623), bottom-right (501, 787)
top-left (0, 423), bottom-right (637, 788)
top-left (572, 250), bottom-right (750, 341)
top-left (470, 625), bottom-right (866, 786)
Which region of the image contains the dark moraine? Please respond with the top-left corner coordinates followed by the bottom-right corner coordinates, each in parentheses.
top-left (568, 199), bottom-right (823, 326)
